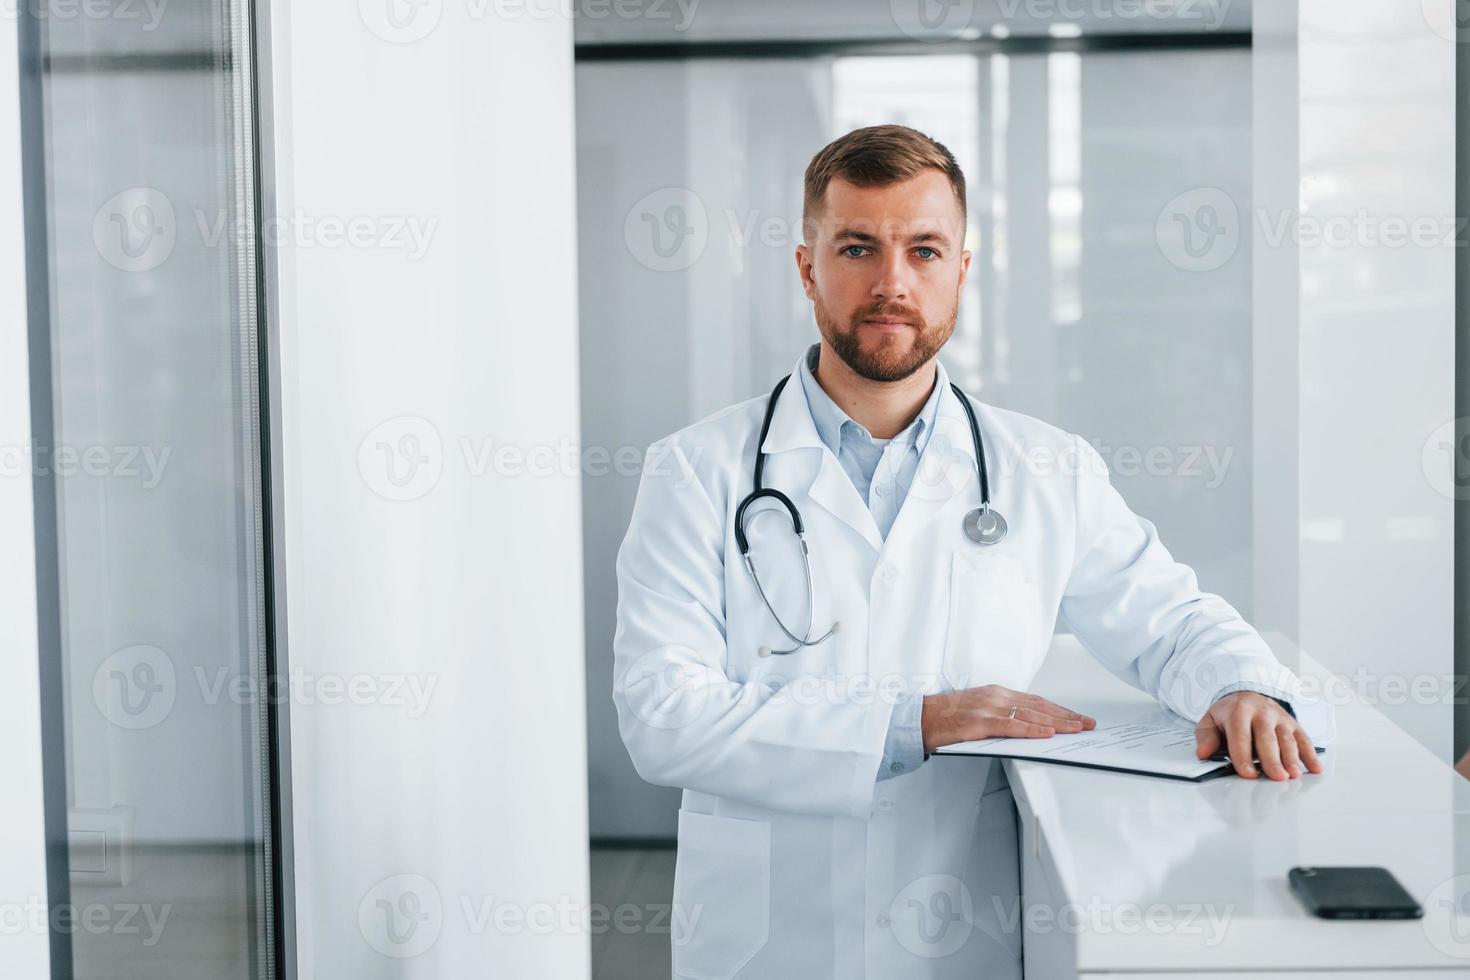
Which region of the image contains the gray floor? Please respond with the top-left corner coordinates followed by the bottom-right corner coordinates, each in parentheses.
top-left (590, 846), bottom-right (676, 980)
top-left (67, 843), bottom-right (259, 979)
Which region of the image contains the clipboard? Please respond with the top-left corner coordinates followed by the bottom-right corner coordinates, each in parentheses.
top-left (934, 720), bottom-right (1327, 782)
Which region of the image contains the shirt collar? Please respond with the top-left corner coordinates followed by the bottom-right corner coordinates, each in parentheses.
top-left (796, 341), bottom-right (945, 457)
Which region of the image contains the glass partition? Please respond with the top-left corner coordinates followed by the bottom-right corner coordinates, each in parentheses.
top-left (32, 1), bottom-right (281, 976)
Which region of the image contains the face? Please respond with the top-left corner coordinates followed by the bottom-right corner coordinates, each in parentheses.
top-left (796, 169), bottom-right (970, 383)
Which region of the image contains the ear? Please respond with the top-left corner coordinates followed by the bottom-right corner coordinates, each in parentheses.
top-left (795, 243), bottom-right (818, 300)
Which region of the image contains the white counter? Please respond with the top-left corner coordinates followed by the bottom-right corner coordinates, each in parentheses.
top-left (1000, 634), bottom-right (1470, 978)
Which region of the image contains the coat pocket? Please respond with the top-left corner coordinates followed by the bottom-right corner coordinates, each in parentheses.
top-left (671, 809), bottom-right (771, 980)
top-left (940, 552), bottom-right (1042, 693)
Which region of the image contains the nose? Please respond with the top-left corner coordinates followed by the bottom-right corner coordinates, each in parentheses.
top-left (870, 249), bottom-right (911, 304)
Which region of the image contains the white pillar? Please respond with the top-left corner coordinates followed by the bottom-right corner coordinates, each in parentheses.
top-left (263, 2), bottom-right (590, 975)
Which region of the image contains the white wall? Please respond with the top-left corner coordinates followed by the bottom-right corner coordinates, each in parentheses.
top-left (1253, 0), bottom-right (1457, 761)
top-left (266, 3), bottom-right (590, 976)
top-left (0, 12), bottom-right (56, 978)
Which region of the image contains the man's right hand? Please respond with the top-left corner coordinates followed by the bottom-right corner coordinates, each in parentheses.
top-left (921, 685), bottom-right (1096, 755)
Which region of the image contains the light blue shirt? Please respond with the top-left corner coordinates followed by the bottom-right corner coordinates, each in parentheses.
top-left (797, 342), bottom-right (939, 781)
top-left (797, 343), bottom-right (944, 540)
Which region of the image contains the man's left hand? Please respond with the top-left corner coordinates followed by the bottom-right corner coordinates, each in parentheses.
top-left (1193, 691), bottom-right (1324, 781)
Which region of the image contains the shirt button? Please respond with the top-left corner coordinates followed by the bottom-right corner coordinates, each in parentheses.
top-left (889, 761), bottom-right (904, 773)
top-left (874, 483), bottom-right (888, 497)
top-left (876, 913), bottom-right (892, 928)
top-left (877, 564), bottom-right (900, 584)
top-left (877, 797), bottom-right (893, 809)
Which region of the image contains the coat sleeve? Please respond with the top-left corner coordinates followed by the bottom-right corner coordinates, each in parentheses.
top-left (612, 438), bottom-right (896, 819)
top-left (1057, 436), bottom-right (1336, 745)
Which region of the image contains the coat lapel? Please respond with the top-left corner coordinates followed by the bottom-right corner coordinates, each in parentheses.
top-left (758, 352), bottom-right (884, 555)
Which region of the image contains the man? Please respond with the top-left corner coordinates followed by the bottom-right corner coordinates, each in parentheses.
top-left (613, 124), bottom-right (1332, 979)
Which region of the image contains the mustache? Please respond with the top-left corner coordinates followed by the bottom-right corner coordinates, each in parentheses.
top-left (855, 306), bottom-right (923, 325)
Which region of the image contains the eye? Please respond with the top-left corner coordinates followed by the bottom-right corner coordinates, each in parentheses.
top-left (840, 245), bottom-right (868, 258)
top-left (916, 247), bottom-right (939, 260)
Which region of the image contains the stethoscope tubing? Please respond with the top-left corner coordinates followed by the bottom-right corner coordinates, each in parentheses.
top-left (736, 369), bottom-right (1000, 655)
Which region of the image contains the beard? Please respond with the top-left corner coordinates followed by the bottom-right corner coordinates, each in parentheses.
top-left (813, 292), bottom-right (958, 383)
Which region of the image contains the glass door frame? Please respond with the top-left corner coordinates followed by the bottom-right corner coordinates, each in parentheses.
top-left (11, 1), bottom-right (298, 976)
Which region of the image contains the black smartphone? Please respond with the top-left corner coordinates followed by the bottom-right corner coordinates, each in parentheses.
top-left (1288, 866), bottom-right (1423, 920)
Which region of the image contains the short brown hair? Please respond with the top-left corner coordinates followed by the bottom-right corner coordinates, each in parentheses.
top-left (802, 124), bottom-right (967, 241)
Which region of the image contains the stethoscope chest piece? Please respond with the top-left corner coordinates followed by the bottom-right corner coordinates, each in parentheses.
top-left (963, 505), bottom-right (1008, 546)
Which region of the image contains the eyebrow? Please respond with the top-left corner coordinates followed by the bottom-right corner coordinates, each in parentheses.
top-left (832, 228), bottom-right (953, 247)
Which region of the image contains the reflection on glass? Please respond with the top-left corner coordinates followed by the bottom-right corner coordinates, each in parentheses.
top-left (1048, 52), bottom-right (1081, 328)
top-left (37, 3), bottom-right (277, 978)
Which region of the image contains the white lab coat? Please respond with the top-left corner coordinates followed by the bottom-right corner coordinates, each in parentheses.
top-left (612, 350), bottom-right (1334, 980)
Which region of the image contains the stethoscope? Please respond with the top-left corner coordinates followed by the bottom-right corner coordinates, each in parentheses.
top-left (735, 373), bottom-right (1006, 656)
